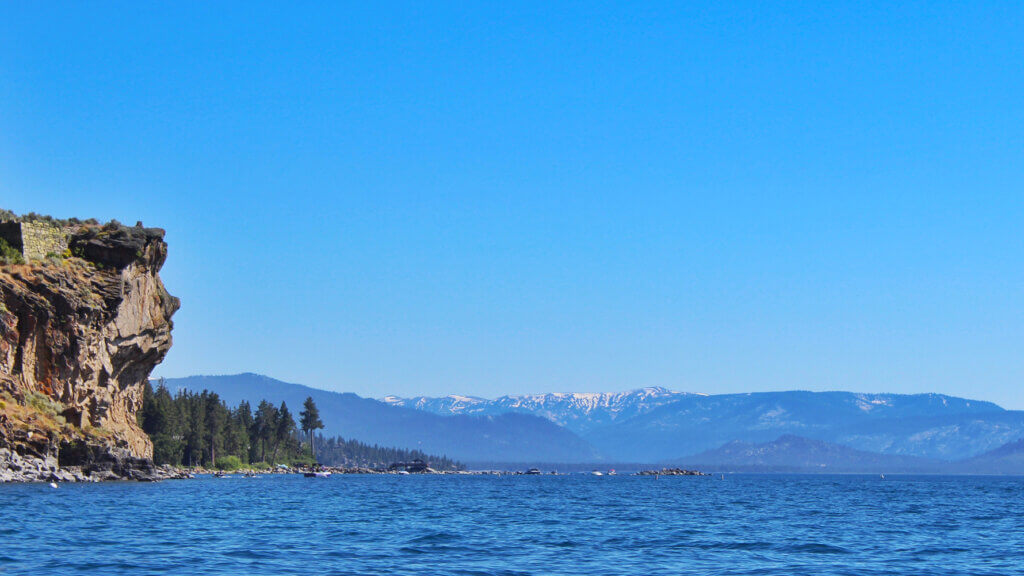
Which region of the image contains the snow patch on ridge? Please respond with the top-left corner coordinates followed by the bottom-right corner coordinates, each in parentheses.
top-left (380, 386), bottom-right (704, 434)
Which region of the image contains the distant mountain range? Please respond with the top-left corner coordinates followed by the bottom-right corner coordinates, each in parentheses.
top-left (386, 388), bottom-right (1024, 462)
top-left (672, 434), bottom-right (1024, 475)
top-left (163, 374), bottom-right (598, 463)
top-left (584, 391), bottom-right (1024, 462)
top-left (961, 439), bottom-right (1024, 475)
top-left (382, 387), bottom-right (699, 435)
top-left (163, 374), bottom-right (1024, 473)
top-left (674, 435), bottom-right (944, 473)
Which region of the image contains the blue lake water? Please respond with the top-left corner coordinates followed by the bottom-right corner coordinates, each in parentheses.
top-left (1, 474), bottom-right (1022, 575)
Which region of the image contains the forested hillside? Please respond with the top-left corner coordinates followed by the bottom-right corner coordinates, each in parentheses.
top-left (140, 380), bottom-right (462, 470)
top-left (316, 437), bottom-right (462, 470)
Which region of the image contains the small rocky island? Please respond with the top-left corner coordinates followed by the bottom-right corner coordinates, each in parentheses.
top-left (635, 468), bottom-right (708, 476)
top-left (0, 213), bottom-right (184, 482)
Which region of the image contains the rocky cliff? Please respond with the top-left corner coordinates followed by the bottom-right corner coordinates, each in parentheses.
top-left (0, 220), bottom-right (179, 480)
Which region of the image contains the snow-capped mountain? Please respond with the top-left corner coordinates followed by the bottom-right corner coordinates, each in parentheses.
top-left (165, 374), bottom-right (1024, 465)
top-left (382, 387), bottom-right (701, 434)
top-left (380, 394), bottom-right (492, 416)
top-left (382, 388), bottom-right (1024, 462)
top-left (585, 391), bottom-right (1022, 462)
top-left (165, 374), bottom-right (600, 463)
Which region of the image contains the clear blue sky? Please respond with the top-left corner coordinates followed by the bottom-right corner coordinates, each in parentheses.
top-left (2, 2), bottom-right (1022, 407)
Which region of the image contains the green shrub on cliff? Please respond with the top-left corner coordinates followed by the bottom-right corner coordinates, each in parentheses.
top-left (26, 391), bottom-right (62, 417)
top-left (13, 211), bottom-right (74, 227)
top-left (0, 208), bottom-right (101, 226)
top-left (0, 238), bottom-right (24, 265)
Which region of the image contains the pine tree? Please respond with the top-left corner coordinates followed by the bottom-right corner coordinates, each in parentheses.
top-left (146, 380), bottom-right (183, 465)
top-left (299, 397), bottom-right (324, 459)
top-left (203, 392), bottom-right (227, 467)
top-left (227, 401), bottom-right (253, 463)
top-left (252, 400), bottom-right (269, 463)
top-left (273, 402), bottom-right (296, 462)
top-left (139, 379), bottom-right (157, 430)
top-left (252, 400), bottom-right (279, 463)
top-left (182, 391), bottom-right (206, 468)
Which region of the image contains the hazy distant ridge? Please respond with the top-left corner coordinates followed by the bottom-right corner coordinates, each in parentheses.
top-left (674, 435), bottom-right (945, 473)
top-left (164, 374), bottom-right (1024, 470)
top-left (164, 374), bottom-right (599, 463)
top-left (584, 391), bottom-right (1023, 462)
top-left (384, 388), bottom-right (1024, 462)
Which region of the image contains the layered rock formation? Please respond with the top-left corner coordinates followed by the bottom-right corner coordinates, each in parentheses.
top-left (0, 220), bottom-right (179, 481)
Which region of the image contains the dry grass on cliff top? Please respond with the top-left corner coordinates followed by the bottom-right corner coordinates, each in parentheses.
top-left (1, 391), bottom-right (66, 438)
top-left (1, 390), bottom-right (113, 445)
top-left (0, 255), bottom-right (91, 276)
top-left (0, 257), bottom-right (110, 307)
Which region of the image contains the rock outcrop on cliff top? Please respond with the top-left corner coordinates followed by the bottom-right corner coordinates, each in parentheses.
top-left (0, 219), bottom-right (179, 481)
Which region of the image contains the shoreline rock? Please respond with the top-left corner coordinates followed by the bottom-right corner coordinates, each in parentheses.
top-left (0, 446), bottom-right (191, 483)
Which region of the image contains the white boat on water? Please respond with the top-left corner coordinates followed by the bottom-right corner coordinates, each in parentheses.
top-left (304, 471), bottom-right (331, 478)
top-left (591, 471), bottom-right (604, 476)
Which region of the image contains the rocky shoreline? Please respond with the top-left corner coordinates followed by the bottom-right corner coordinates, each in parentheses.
top-left (0, 448), bottom-right (190, 483)
top-left (1, 460), bottom-right (713, 482)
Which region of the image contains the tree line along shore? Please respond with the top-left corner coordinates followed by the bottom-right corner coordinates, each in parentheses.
top-left (139, 381), bottom-right (705, 478)
top-left (140, 380), bottom-right (464, 472)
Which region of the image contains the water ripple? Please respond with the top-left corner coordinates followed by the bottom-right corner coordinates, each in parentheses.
top-left (1, 474), bottom-right (1022, 575)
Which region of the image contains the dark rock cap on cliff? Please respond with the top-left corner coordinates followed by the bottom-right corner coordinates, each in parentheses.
top-left (70, 223), bottom-right (170, 271)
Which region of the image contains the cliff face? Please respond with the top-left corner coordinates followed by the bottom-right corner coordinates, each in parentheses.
top-left (0, 224), bottom-right (179, 462)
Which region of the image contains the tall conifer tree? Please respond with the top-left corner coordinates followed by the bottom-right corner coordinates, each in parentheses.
top-left (299, 397), bottom-right (324, 459)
